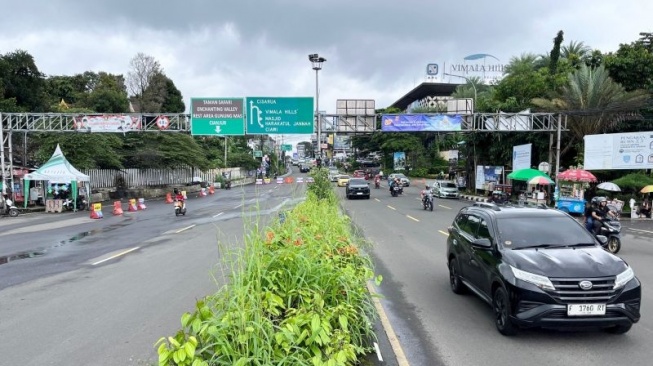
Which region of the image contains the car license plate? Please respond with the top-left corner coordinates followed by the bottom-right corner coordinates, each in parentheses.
top-left (356, 192), bottom-right (363, 195)
top-left (567, 304), bottom-right (606, 316)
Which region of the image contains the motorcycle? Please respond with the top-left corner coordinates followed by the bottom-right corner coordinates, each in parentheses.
top-left (422, 192), bottom-right (434, 211)
top-left (1, 197), bottom-right (19, 217)
top-left (174, 200), bottom-right (187, 216)
top-left (390, 185), bottom-right (403, 197)
top-left (224, 180), bottom-right (232, 190)
top-left (595, 218), bottom-right (621, 254)
top-left (63, 195), bottom-right (87, 211)
top-left (374, 177), bottom-right (380, 189)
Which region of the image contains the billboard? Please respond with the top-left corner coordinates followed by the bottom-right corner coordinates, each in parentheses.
top-left (73, 115), bottom-right (141, 133)
top-left (584, 131), bottom-right (653, 170)
top-left (476, 166), bottom-right (503, 190)
top-left (382, 114), bottom-right (463, 132)
top-left (393, 152), bottom-right (406, 170)
top-left (190, 98), bottom-right (245, 136)
top-left (512, 143), bottom-right (532, 170)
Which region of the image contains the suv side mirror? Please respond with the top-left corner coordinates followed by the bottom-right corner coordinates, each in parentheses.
top-left (595, 235), bottom-right (608, 245)
top-left (471, 238), bottom-right (492, 248)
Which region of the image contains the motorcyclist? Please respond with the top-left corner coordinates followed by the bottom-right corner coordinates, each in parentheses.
top-left (584, 198), bottom-right (598, 232)
top-left (374, 174), bottom-right (381, 188)
top-left (591, 197), bottom-right (616, 234)
top-left (421, 185), bottom-right (433, 205)
top-left (173, 188), bottom-right (186, 210)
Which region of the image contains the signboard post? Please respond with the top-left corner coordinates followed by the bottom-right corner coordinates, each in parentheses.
top-left (190, 98), bottom-right (245, 136)
top-left (281, 144), bottom-right (292, 152)
top-left (245, 97), bottom-right (314, 134)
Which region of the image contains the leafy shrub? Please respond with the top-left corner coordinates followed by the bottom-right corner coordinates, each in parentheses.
top-left (611, 173), bottom-right (653, 194)
top-left (407, 168), bottom-right (428, 177)
top-left (307, 167), bottom-right (336, 202)
top-left (156, 190), bottom-right (379, 365)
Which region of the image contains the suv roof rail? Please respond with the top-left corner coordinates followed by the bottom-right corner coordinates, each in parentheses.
top-left (472, 202), bottom-right (501, 211)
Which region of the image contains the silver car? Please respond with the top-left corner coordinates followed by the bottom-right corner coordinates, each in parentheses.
top-left (433, 180), bottom-right (459, 198)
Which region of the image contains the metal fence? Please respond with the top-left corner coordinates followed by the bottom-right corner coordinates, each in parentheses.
top-left (82, 166), bottom-right (252, 189)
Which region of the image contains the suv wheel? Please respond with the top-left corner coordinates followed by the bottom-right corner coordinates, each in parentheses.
top-left (493, 286), bottom-right (517, 336)
top-left (449, 258), bottom-right (465, 294)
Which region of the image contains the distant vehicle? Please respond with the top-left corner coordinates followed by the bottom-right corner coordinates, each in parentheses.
top-left (299, 164), bottom-right (311, 173)
top-left (433, 181), bottom-right (459, 198)
top-left (346, 178), bottom-right (370, 199)
top-left (292, 159), bottom-right (299, 166)
top-left (353, 170), bottom-right (366, 178)
top-left (337, 175), bottom-right (351, 187)
top-left (387, 173), bottom-right (410, 187)
top-left (328, 168), bottom-right (340, 182)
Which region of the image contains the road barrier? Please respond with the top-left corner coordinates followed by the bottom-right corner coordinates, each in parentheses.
top-left (112, 201), bottom-right (123, 216)
top-left (128, 199), bottom-right (138, 212)
top-left (90, 203), bottom-right (103, 219)
top-left (165, 193), bottom-right (173, 204)
top-left (137, 198), bottom-right (147, 210)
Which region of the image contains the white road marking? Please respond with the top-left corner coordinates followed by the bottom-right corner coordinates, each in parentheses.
top-left (366, 282), bottom-right (410, 366)
top-left (92, 247), bottom-right (140, 266)
top-left (439, 205), bottom-right (452, 209)
top-left (374, 342), bottom-right (384, 362)
top-left (387, 205), bottom-right (396, 210)
top-left (213, 212), bottom-right (224, 218)
top-left (175, 224), bottom-right (196, 233)
top-left (234, 203), bottom-right (243, 209)
top-left (629, 228), bottom-right (653, 234)
top-left (406, 215), bottom-right (420, 222)
top-left (374, 198), bottom-right (381, 202)
top-left (438, 230), bottom-right (449, 236)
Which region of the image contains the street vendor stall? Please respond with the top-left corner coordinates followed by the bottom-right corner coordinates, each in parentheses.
top-left (22, 144), bottom-right (90, 212)
top-left (555, 168), bottom-right (597, 214)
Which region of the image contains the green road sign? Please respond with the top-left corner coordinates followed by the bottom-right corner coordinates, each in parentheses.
top-left (191, 98), bottom-right (244, 136)
top-left (245, 97), bottom-right (314, 134)
top-left (281, 144), bottom-right (292, 151)
top-left (253, 150), bottom-right (263, 158)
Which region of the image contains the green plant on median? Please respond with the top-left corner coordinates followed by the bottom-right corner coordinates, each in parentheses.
top-left (156, 170), bottom-right (380, 365)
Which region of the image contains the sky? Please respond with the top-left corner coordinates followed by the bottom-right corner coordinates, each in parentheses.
top-left (1, 0), bottom-right (651, 149)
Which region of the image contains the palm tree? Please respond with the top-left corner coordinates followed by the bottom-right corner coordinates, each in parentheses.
top-left (561, 41), bottom-right (592, 60)
top-left (532, 64), bottom-right (650, 155)
top-left (503, 53), bottom-right (539, 75)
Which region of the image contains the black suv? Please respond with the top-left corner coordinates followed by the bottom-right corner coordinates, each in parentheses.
top-left (446, 202), bottom-right (640, 336)
top-left (345, 178), bottom-right (370, 199)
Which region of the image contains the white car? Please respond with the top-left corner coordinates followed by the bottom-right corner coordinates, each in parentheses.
top-left (432, 180), bottom-right (460, 198)
top-left (328, 168), bottom-right (340, 182)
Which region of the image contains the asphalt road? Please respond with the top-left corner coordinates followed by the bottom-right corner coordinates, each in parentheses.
top-left (339, 180), bottom-right (653, 366)
top-left (0, 178), bottom-right (307, 365)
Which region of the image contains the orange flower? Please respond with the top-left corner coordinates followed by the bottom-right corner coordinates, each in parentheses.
top-left (265, 231), bottom-right (275, 244)
top-left (293, 238), bottom-right (303, 246)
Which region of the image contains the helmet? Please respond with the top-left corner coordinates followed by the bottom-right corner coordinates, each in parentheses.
top-left (591, 196), bottom-right (607, 205)
top-left (173, 188), bottom-right (179, 195)
top-left (426, 185), bottom-right (430, 190)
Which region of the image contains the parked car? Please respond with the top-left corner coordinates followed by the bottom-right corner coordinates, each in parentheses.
top-left (336, 175), bottom-right (351, 187)
top-left (387, 173), bottom-right (410, 187)
top-left (433, 180), bottom-right (459, 198)
top-left (446, 202), bottom-right (640, 336)
top-left (345, 178), bottom-right (370, 199)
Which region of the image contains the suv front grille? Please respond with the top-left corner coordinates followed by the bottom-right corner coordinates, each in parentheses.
top-left (548, 276), bottom-right (618, 304)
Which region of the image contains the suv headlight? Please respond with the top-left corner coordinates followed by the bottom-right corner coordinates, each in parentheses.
top-left (614, 267), bottom-right (635, 289)
top-left (511, 266), bottom-right (555, 291)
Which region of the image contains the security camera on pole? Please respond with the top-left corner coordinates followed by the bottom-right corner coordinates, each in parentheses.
top-left (309, 53), bottom-right (326, 158)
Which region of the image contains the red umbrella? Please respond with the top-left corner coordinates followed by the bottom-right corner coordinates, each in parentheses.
top-left (557, 169), bottom-right (597, 183)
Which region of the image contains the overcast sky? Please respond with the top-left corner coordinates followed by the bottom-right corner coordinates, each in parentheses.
top-left (1, 0), bottom-right (651, 147)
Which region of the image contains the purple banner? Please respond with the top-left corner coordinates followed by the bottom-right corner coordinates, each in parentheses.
top-left (381, 114), bottom-right (463, 132)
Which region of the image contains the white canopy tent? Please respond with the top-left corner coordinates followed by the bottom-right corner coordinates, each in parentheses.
top-left (22, 144), bottom-right (90, 209)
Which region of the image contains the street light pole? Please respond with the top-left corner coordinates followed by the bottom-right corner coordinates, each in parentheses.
top-left (309, 54), bottom-right (326, 158)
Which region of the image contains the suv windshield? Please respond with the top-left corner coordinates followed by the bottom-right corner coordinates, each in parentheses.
top-left (443, 183), bottom-right (457, 188)
top-left (496, 216), bottom-right (595, 249)
top-left (395, 174), bottom-right (406, 179)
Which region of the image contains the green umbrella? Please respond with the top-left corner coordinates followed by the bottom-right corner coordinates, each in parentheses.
top-left (507, 168), bottom-right (550, 181)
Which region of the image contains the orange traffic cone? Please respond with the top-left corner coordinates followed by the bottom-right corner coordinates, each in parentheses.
top-left (208, 186), bottom-right (215, 195)
top-left (128, 199), bottom-right (138, 212)
top-left (90, 203), bottom-right (103, 219)
top-left (165, 192), bottom-right (173, 203)
top-left (112, 201), bottom-right (123, 216)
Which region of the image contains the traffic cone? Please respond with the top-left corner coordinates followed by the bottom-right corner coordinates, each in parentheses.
top-left (112, 201), bottom-right (123, 216)
top-left (137, 198), bottom-right (147, 210)
top-left (165, 192), bottom-right (173, 203)
top-left (90, 203), bottom-right (103, 219)
top-left (198, 188), bottom-right (207, 197)
top-left (208, 186), bottom-right (215, 195)
top-left (128, 199), bottom-right (138, 212)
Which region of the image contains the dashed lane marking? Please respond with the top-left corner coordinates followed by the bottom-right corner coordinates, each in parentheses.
top-left (375, 198), bottom-right (381, 202)
top-left (175, 224), bottom-right (196, 234)
top-left (438, 230), bottom-right (449, 236)
top-left (629, 228), bottom-right (653, 235)
top-left (213, 212), bottom-right (224, 218)
top-left (92, 247), bottom-right (140, 266)
top-left (439, 205), bottom-right (452, 209)
top-left (406, 215), bottom-right (420, 222)
top-left (387, 205), bottom-right (396, 210)
top-left (234, 203), bottom-right (243, 209)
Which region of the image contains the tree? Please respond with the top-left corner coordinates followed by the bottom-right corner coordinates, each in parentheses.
top-left (604, 40), bottom-right (653, 92)
top-left (0, 49), bottom-right (47, 111)
top-left (532, 64), bottom-right (650, 156)
top-left (127, 53), bottom-right (164, 112)
top-left (549, 30), bottom-right (564, 76)
top-left (160, 77), bottom-right (185, 113)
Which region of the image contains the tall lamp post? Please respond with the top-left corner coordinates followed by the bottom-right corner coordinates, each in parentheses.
top-left (309, 53), bottom-right (326, 158)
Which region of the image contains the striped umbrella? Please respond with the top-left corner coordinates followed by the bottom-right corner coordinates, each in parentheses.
top-left (528, 176), bottom-right (554, 185)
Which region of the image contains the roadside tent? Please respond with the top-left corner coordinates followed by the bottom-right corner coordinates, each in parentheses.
top-left (22, 144), bottom-right (90, 209)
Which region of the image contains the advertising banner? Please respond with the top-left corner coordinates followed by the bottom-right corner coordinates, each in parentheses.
top-left (393, 152), bottom-right (406, 170)
top-left (334, 135), bottom-right (351, 150)
top-left (475, 165), bottom-right (503, 190)
top-left (73, 115), bottom-right (141, 132)
top-left (512, 143), bottom-right (532, 170)
top-left (381, 114), bottom-right (463, 132)
top-left (584, 131), bottom-right (653, 170)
